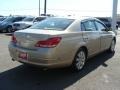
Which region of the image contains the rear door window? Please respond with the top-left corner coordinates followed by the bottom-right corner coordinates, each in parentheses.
top-left (82, 20), bottom-right (97, 31)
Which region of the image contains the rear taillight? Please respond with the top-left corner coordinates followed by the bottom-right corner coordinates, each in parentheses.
top-left (35, 37), bottom-right (62, 48)
top-left (11, 34), bottom-right (17, 43)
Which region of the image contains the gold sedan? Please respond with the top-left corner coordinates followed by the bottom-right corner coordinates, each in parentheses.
top-left (8, 17), bottom-right (116, 71)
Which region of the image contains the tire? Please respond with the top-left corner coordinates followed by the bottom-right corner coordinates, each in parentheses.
top-left (72, 48), bottom-right (87, 72)
top-left (108, 40), bottom-right (115, 53)
top-left (116, 26), bottom-right (118, 30)
top-left (7, 26), bottom-right (12, 33)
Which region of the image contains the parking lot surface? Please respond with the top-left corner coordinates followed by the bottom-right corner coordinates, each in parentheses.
top-left (0, 31), bottom-right (120, 90)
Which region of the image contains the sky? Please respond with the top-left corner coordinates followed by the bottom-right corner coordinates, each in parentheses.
top-left (0, 0), bottom-right (120, 17)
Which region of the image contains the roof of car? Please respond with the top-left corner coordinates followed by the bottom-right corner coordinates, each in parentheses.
top-left (35, 16), bottom-right (48, 19)
top-left (49, 16), bottom-right (97, 21)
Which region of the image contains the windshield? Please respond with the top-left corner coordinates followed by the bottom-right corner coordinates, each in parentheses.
top-left (22, 17), bottom-right (34, 22)
top-left (30, 18), bottom-right (74, 30)
top-left (3, 17), bottom-right (15, 22)
top-left (0, 17), bottom-right (5, 21)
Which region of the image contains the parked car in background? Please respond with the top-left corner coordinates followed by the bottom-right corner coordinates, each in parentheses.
top-left (117, 21), bottom-right (120, 27)
top-left (0, 16), bottom-right (25, 33)
top-left (9, 17), bottom-right (116, 72)
top-left (12, 16), bottom-right (47, 31)
top-left (0, 17), bottom-right (7, 22)
top-left (0, 15), bottom-right (4, 17)
top-left (97, 17), bottom-right (118, 29)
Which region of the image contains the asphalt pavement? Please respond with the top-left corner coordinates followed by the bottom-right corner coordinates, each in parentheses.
top-left (0, 32), bottom-right (120, 90)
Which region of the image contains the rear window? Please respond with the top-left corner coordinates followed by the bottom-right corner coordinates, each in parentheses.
top-left (30, 18), bottom-right (74, 31)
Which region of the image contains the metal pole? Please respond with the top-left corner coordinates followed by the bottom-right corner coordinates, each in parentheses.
top-left (39, 0), bottom-right (40, 16)
top-left (44, 0), bottom-right (47, 15)
top-left (112, 0), bottom-right (118, 35)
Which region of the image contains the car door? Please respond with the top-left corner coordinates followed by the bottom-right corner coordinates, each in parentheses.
top-left (81, 20), bottom-right (101, 56)
top-left (94, 20), bottom-right (113, 51)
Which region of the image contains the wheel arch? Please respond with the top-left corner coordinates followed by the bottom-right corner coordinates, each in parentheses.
top-left (71, 45), bottom-right (88, 71)
top-left (75, 46), bottom-right (88, 59)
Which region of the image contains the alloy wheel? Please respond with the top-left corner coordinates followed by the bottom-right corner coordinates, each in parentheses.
top-left (73, 49), bottom-right (86, 71)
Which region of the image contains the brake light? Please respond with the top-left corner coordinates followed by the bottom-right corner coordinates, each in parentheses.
top-left (35, 37), bottom-right (62, 48)
top-left (11, 34), bottom-right (17, 43)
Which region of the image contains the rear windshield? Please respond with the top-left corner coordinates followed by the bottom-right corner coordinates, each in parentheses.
top-left (30, 18), bottom-right (74, 30)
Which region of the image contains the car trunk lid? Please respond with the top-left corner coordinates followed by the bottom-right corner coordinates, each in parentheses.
top-left (14, 29), bottom-right (64, 49)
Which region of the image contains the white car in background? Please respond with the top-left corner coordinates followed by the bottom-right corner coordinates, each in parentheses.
top-left (12, 16), bottom-right (47, 31)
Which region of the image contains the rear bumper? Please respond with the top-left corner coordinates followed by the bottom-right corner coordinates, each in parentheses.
top-left (8, 43), bottom-right (71, 68)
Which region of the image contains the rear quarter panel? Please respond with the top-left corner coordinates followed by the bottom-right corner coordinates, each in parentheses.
top-left (51, 32), bottom-right (86, 64)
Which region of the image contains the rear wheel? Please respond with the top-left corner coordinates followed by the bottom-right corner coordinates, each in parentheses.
top-left (72, 48), bottom-right (87, 72)
top-left (7, 26), bottom-right (13, 33)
